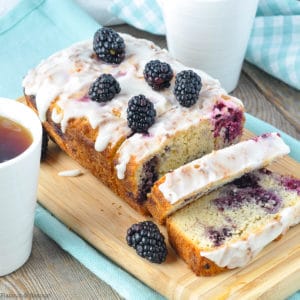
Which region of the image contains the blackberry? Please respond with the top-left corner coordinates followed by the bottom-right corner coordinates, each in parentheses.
top-left (127, 95), bottom-right (156, 133)
top-left (174, 70), bottom-right (202, 107)
top-left (93, 27), bottom-right (125, 64)
top-left (88, 74), bottom-right (120, 102)
top-left (41, 127), bottom-right (49, 161)
top-left (232, 173), bottom-right (259, 189)
top-left (143, 60), bottom-right (173, 90)
top-left (126, 221), bottom-right (168, 263)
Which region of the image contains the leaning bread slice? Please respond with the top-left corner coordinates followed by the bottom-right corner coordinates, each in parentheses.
top-left (147, 133), bottom-right (290, 223)
top-left (166, 169), bottom-right (300, 276)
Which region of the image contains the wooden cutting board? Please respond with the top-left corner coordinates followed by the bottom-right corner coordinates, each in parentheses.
top-left (37, 130), bottom-right (300, 300)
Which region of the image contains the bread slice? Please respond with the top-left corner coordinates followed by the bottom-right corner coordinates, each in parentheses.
top-left (23, 32), bottom-right (244, 214)
top-left (166, 169), bottom-right (300, 276)
top-left (147, 133), bottom-right (290, 223)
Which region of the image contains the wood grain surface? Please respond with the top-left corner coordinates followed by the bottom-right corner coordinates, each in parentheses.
top-left (27, 129), bottom-right (300, 300)
top-left (1, 24), bottom-right (299, 300)
top-left (242, 62), bottom-right (300, 132)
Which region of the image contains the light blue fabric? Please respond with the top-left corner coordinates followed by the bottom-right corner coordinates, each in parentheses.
top-left (1, 1), bottom-right (299, 299)
top-left (109, 0), bottom-right (300, 91)
top-left (35, 205), bottom-right (164, 300)
top-left (0, 0), bottom-right (99, 99)
top-left (246, 0), bottom-right (300, 91)
top-left (110, 0), bottom-right (165, 35)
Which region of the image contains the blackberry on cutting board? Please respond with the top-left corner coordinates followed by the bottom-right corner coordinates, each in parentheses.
top-left (127, 95), bottom-right (156, 133)
top-left (93, 27), bottom-right (125, 64)
top-left (143, 60), bottom-right (173, 90)
top-left (88, 74), bottom-right (120, 102)
top-left (126, 221), bottom-right (168, 263)
top-left (174, 70), bottom-right (202, 107)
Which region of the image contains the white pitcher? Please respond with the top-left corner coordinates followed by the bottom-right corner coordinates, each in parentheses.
top-left (158, 0), bottom-right (259, 93)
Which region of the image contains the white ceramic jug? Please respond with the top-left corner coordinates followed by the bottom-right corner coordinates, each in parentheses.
top-left (158, 0), bottom-right (259, 92)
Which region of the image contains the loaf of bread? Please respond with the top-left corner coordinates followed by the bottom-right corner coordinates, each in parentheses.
top-left (22, 30), bottom-right (245, 214)
top-left (166, 169), bottom-right (300, 276)
top-left (22, 28), bottom-right (300, 278)
top-left (147, 133), bottom-right (290, 223)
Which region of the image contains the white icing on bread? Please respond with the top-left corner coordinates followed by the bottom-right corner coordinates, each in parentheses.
top-left (23, 33), bottom-right (243, 181)
top-left (23, 34), bottom-right (228, 154)
top-left (159, 133), bottom-right (290, 204)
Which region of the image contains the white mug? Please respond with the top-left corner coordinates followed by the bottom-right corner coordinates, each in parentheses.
top-left (159, 0), bottom-right (259, 93)
top-left (0, 97), bottom-right (42, 276)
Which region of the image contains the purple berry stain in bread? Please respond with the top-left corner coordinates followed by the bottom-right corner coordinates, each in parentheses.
top-left (137, 156), bottom-right (158, 204)
top-left (214, 186), bottom-right (282, 214)
top-left (281, 177), bottom-right (300, 195)
top-left (213, 189), bottom-right (246, 211)
top-left (212, 101), bottom-right (243, 143)
top-left (251, 188), bottom-right (282, 213)
top-left (143, 60), bottom-right (174, 90)
top-left (207, 227), bottom-right (232, 246)
top-left (93, 27), bottom-right (125, 64)
top-left (232, 173), bottom-right (259, 189)
top-left (174, 70), bottom-right (202, 107)
top-left (127, 95), bottom-right (156, 133)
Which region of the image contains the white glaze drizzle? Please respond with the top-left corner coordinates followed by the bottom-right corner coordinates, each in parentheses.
top-left (23, 33), bottom-right (244, 178)
top-left (22, 33), bottom-right (225, 155)
top-left (158, 133), bottom-right (290, 204)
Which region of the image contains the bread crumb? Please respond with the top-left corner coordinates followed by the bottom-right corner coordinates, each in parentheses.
top-left (58, 169), bottom-right (82, 177)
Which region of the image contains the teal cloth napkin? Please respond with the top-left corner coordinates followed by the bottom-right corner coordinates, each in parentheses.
top-left (0, 0), bottom-right (98, 99)
top-left (35, 205), bottom-right (163, 300)
top-left (246, 0), bottom-right (300, 91)
top-left (110, 0), bottom-right (300, 91)
top-left (1, 1), bottom-right (299, 299)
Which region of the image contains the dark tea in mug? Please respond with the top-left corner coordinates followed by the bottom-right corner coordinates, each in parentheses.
top-left (0, 116), bottom-right (33, 163)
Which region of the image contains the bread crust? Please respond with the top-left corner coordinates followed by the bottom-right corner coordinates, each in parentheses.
top-left (113, 155), bottom-right (150, 214)
top-left (166, 217), bottom-right (227, 276)
top-left (147, 177), bottom-right (173, 224)
top-left (25, 94), bottom-right (149, 214)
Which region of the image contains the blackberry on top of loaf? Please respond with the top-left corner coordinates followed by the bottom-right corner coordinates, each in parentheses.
top-left (23, 27), bottom-right (245, 214)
